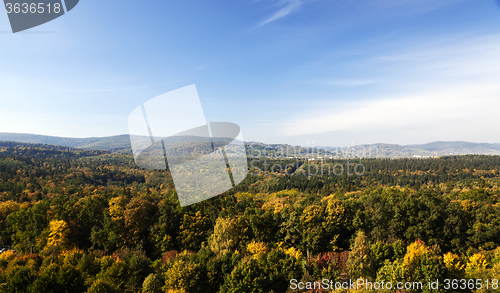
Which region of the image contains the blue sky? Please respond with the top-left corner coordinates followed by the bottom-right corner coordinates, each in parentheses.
top-left (1, 0), bottom-right (500, 146)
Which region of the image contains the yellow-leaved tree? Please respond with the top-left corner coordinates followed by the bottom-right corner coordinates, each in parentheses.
top-left (247, 241), bottom-right (268, 259)
top-left (465, 253), bottom-right (489, 277)
top-left (443, 252), bottom-right (465, 278)
top-left (0, 200), bottom-right (21, 225)
top-left (377, 240), bottom-right (446, 293)
top-left (47, 219), bottom-right (69, 248)
top-left (208, 216), bottom-right (238, 257)
top-left (164, 258), bottom-right (200, 293)
top-left (108, 196), bottom-right (127, 223)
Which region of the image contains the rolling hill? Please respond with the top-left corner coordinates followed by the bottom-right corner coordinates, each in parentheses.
top-left (0, 132), bottom-right (132, 153)
top-left (1, 132), bottom-right (500, 158)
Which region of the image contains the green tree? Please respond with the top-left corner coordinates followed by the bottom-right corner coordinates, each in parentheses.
top-left (86, 279), bottom-right (119, 293)
top-left (347, 230), bottom-right (374, 280)
top-left (178, 211), bottom-right (211, 251)
top-left (163, 258), bottom-right (201, 293)
top-left (220, 257), bottom-right (267, 293)
top-left (123, 197), bottom-right (157, 250)
top-left (300, 204), bottom-right (328, 253)
top-left (142, 273), bottom-right (163, 293)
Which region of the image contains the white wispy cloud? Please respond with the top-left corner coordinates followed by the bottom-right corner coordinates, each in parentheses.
top-left (280, 84), bottom-right (500, 136)
top-left (258, 0), bottom-right (302, 27)
top-left (277, 33), bottom-right (500, 141)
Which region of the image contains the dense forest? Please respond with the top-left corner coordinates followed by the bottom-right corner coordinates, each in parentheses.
top-left (0, 141), bottom-right (499, 292)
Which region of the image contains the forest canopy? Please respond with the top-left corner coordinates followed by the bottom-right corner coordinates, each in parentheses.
top-left (0, 142), bottom-right (499, 292)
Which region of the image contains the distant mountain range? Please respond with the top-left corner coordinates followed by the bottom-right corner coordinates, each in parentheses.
top-left (0, 132), bottom-right (132, 153)
top-left (1, 132), bottom-right (500, 158)
top-left (406, 141), bottom-right (500, 156)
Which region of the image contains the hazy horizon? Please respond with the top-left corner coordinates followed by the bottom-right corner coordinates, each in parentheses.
top-left (3, 130), bottom-right (500, 148)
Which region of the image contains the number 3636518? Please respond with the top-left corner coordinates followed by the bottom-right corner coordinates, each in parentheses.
top-left (5, 3), bottom-right (62, 14)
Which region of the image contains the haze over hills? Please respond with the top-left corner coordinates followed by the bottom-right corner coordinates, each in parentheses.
top-left (0, 132), bottom-right (132, 153)
top-left (1, 132), bottom-right (500, 158)
top-left (406, 141), bottom-right (500, 156)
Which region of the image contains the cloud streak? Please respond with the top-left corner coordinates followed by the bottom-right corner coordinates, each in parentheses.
top-left (276, 32), bottom-right (500, 143)
top-left (258, 0), bottom-right (301, 27)
top-left (280, 85), bottom-right (500, 136)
